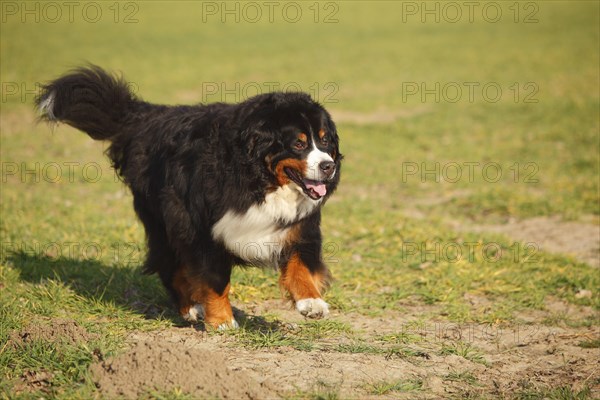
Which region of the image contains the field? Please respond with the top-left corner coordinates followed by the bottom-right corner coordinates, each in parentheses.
top-left (1, 1), bottom-right (599, 398)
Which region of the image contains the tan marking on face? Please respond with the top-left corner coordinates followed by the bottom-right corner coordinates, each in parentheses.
top-left (274, 158), bottom-right (307, 186)
top-left (318, 129), bottom-right (337, 159)
top-left (298, 132), bottom-right (307, 142)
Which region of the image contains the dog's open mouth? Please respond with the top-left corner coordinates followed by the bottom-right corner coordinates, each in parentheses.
top-left (284, 167), bottom-right (327, 200)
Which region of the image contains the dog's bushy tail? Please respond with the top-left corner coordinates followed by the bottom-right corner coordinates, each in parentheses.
top-left (35, 65), bottom-right (143, 141)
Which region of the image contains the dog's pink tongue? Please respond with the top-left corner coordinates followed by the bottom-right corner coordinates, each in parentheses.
top-left (306, 182), bottom-right (327, 197)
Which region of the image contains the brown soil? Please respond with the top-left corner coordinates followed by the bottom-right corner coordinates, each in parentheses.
top-left (91, 337), bottom-right (276, 399)
top-left (469, 216), bottom-right (600, 268)
top-left (88, 302), bottom-right (599, 399)
top-left (8, 318), bottom-right (98, 347)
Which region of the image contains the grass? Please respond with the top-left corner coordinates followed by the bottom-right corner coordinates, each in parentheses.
top-left (365, 378), bottom-right (424, 395)
top-left (1, 0), bottom-right (599, 398)
top-left (515, 385), bottom-right (592, 400)
top-left (376, 331), bottom-right (424, 345)
top-left (577, 338), bottom-right (600, 349)
top-left (440, 341), bottom-right (489, 366)
top-left (230, 317), bottom-right (354, 351)
top-left (444, 371), bottom-right (480, 386)
top-left (285, 380), bottom-right (342, 400)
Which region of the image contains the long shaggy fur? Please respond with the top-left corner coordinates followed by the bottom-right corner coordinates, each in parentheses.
top-left (35, 65), bottom-right (342, 325)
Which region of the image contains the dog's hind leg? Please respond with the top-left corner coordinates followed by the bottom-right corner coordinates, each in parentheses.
top-left (172, 264), bottom-right (238, 330)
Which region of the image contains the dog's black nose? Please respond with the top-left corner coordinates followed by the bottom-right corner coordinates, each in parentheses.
top-left (319, 161), bottom-right (336, 177)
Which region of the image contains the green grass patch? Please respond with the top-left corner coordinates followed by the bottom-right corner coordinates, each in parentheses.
top-left (376, 331), bottom-right (425, 345)
top-left (230, 317), bottom-right (354, 352)
top-left (365, 378), bottom-right (424, 395)
top-left (577, 338), bottom-right (600, 349)
top-left (515, 385), bottom-right (592, 400)
top-left (440, 341), bottom-right (489, 366)
top-left (444, 371), bottom-right (480, 386)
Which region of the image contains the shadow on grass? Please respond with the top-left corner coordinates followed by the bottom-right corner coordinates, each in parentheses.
top-left (6, 251), bottom-right (287, 333)
top-left (235, 311), bottom-right (286, 333)
top-left (186, 311), bottom-right (283, 333)
top-left (6, 250), bottom-right (177, 320)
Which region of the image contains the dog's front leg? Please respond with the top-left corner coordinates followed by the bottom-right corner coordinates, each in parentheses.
top-left (279, 252), bottom-right (331, 318)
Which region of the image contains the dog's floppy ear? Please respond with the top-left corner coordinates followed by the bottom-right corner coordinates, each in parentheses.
top-left (240, 121), bottom-right (275, 160)
top-left (321, 110), bottom-right (343, 163)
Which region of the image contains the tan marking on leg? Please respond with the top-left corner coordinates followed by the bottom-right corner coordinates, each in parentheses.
top-left (173, 266), bottom-right (234, 328)
top-left (191, 282), bottom-right (234, 329)
top-left (312, 270), bottom-right (332, 294)
top-left (279, 252), bottom-right (322, 301)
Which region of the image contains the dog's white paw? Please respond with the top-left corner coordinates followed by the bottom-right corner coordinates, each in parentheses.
top-left (296, 298), bottom-right (329, 319)
top-left (217, 319), bottom-right (240, 331)
top-left (182, 304), bottom-right (205, 322)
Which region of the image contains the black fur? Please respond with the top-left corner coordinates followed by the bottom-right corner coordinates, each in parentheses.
top-left (35, 66), bottom-right (342, 320)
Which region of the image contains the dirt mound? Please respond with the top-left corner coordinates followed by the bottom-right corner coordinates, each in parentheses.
top-left (482, 216), bottom-right (600, 267)
top-left (91, 334), bottom-right (276, 399)
top-left (9, 318), bottom-right (97, 347)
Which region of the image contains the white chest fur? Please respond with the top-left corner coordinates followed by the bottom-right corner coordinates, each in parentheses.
top-left (211, 185), bottom-right (320, 264)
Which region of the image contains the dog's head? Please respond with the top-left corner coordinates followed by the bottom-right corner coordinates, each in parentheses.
top-left (242, 92), bottom-right (342, 201)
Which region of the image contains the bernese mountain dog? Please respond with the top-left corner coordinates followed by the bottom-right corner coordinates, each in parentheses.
top-left (35, 66), bottom-right (342, 330)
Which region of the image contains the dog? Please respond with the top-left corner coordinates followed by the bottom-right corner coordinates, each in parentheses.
top-left (35, 66), bottom-right (342, 329)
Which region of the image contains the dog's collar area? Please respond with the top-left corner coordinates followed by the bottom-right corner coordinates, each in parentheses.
top-left (284, 167), bottom-right (327, 200)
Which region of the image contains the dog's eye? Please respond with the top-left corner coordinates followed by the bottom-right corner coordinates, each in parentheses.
top-left (320, 136), bottom-right (329, 146)
top-left (294, 140), bottom-right (307, 151)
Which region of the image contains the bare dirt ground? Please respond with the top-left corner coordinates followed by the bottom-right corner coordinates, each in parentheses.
top-left (83, 297), bottom-right (598, 399)
top-left (8, 318), bottom-right (98, 347)
top-left (92, 338), bottom-right (275, 399)
top-left (402, 190), bottom-right (600, 269)
top-left (467, 216), bottom-right (600, 268)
